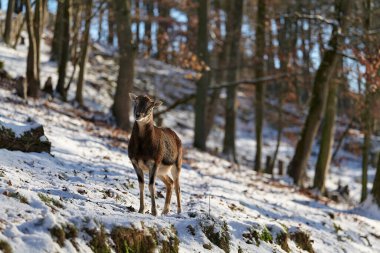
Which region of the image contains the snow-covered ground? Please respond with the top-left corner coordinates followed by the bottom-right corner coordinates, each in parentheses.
top-left (0, 39), bottom-right (379, 253)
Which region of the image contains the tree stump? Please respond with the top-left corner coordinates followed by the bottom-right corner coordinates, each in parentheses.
top-left (0, 120), bottom-right (51, 153)
top-left (278, 160), bottom-right (285, 176)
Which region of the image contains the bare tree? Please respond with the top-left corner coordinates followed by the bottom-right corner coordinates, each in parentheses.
top-left (24, 0), bottom-right (40, 98)
top-left (254, 0), bottom-right (267, 172)
top-left (222, 0), bottom-right (243, 162)
top-left (4, 0), bottom-right (15, 45)
top-left (112, 0), bottom-right (135, 130)
top-left (56, 0), bottom-right (71, 100)
top-left (287, 0), bottom-right (353, 185)
top-left (193, 0), bottom-right (210, 151)
top-left (76, 0), bottom-right (93, 106)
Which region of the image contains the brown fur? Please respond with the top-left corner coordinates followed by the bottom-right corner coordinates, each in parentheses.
top-left (128, 94), bottom-right (182, 215)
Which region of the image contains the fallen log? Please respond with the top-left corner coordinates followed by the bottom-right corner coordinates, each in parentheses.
top-left (0, 120), bottom-right (51, 153)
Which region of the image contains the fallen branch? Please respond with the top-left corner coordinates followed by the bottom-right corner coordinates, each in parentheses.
top-left (156, 94), bottom-right (195, 117)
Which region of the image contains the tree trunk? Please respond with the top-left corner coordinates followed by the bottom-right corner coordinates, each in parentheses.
top-left (112, 0), bottom-right (135, 131)
top-left (372, 152), bottom-right (380, 206)
top-left (222, 0), bottom-right (243, 162)
top-left (193, 0), bottom-right (210, 151)
top-left (254, 0), bottom-right (266, 172)
top-left (313, 57), bottom-right (341, 193)
top-left (134, 0), bottom-right (140, 48)
top-left (144, 0), bottom-right (154, 55)
top-left (24, 0), bottom-right (40, 98)
top-left (107, 1), bottom-right (115, 45)
top-left (98, 3), bottom-right (104, 42)
top-left (287, 0), bottom-right (352, 185)
top-left (157, 0), bottom-right (170, 62)
top-left (33, 0), bottom-right (43, 79)
top-left (4, 0), bottom-right (15, 45)
top-left (76, 0), bottom-right (93, 106)
top-left (204, 0), bottom-right (225, 141)
top-left (56, 0), bottom-right (71, 100)
top-left (51, 0), bottom-right (64, 61)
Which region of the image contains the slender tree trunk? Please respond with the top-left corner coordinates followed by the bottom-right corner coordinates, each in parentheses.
top-left (313, 58), bottom-right (341, 193)
top-left (361, 97), bottom-right (372, 202)
top-left (76, 0), bottom-right (93, 106)
top-left (157, 0), bottom-right (170, 62)
top-left (135, 0), bottom-right (140, 48)
top-left (56, 0), bottom-right (71, 100)
top-left (144, 0), bottom-right (154, 55)
top-left (33, 0), bottom-right (43, 79)
top-left (24, 0), bottom-right (40, 98)
top-left (193, 0), bottom-right (210, 151)
top-left (254, 0), bottom-right (266, 172)
top-left (51, 0), bottom-right (64, 61)
top-left (204, 1), bottom-right (225, 140)
top-left (372, 152), bottom-right (380, 206)
top-left (112, 0), bottom-right (135, 130)
top-left (287, 0), bottom-right (352, 185)
top-left (107, 1), bottom-right (115, 45)
top-left (222, 0), bottom-right (243, 162)
top-left (4, 0), bottom-right (15, 45)
top-left (98, 3), bottom-right (104, 42)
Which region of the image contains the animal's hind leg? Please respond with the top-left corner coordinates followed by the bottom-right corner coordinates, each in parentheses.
top-left (171, 165), bottom-right (182, 214)
top-left (159, 175), bottom-right (173, 215)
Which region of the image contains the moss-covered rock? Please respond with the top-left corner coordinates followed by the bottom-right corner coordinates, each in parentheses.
top-left (111, 224), bottom-right (179, 253)
top-left (87, 225), bottom-right (111, 253)
top-left (200, 216), bottom-right (231, 253)
top-left (50, 223), bottom-right (79, 249)
top-left (0, 121), bottom-right (51, 153)
top-left (290, 229), bottom-right (314, 253)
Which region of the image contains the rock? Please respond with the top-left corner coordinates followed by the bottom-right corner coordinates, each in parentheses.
top-left (0, 120), bottom-right (51, 153)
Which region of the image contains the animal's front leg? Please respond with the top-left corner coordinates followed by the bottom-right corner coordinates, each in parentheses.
top-left (149, 164), bottom-right (158, 216)
top-left (132, 160), bottom-right (145, 213)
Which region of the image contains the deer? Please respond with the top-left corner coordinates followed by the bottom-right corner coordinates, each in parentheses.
top-left (128, 93), bottom-right (182, 216)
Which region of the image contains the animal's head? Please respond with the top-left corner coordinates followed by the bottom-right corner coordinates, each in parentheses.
top-left (129, 93), bottom-right (162, 122)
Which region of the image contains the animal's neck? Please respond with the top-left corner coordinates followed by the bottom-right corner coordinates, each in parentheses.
top-left (136, 114), bottom-right (154, 137)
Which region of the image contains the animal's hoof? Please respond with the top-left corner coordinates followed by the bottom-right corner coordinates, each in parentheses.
top-left (138, 208), bottom-right (145, 214)
top-left (177, 208), bottom-right (182, 214)
top-left (162, 209), bottom-right (170, 215)
top-left (151, 209), bottom-right (157, 216)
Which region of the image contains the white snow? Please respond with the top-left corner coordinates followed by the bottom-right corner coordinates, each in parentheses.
top-left (0, 37), bottom-right (379, 253)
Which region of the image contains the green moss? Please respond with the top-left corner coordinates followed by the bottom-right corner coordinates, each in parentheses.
top-left (0, 240), bottom-right (12, 253)
top-left (260, 227), bottom-right (273, 243)
top-left (201, 219), bottom-right (230, 253)
top-left (290, 230), bottom-right (314, 253)
top-left (87, 225), bottom-right (111, 253)
top-left (38, 193), bottom-right (64, 209)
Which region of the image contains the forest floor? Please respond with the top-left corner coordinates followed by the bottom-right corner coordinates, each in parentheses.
top-left (0, 39), bottom-right (380, 253)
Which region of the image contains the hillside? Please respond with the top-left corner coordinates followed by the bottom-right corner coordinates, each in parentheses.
top-left (0, 41), bottom-right (380, 253)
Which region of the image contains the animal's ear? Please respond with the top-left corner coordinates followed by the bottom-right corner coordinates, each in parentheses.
top-left (153, 100), bottom-right (163, 108)
top-left (129, 93), bottom-right (137, 101)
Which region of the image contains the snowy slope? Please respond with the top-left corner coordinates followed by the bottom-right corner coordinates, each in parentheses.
top-left (0, 41), bottom-right (379, 253)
